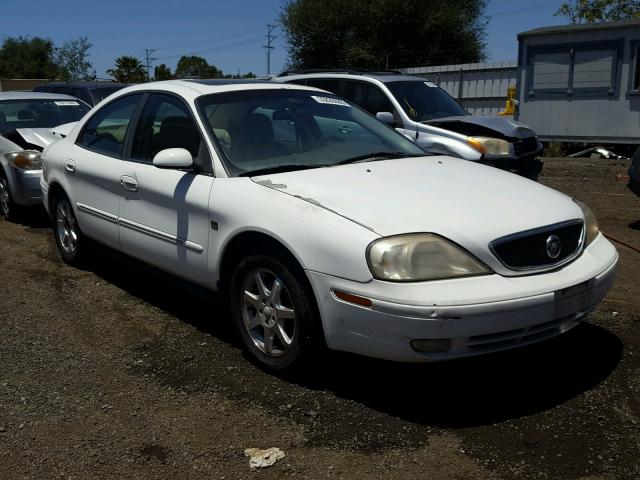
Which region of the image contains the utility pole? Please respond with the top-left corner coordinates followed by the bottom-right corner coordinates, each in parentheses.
top-left (262, 24), bottom-right (276, 76)
top-left (144, 48), bottom-right (157, 82)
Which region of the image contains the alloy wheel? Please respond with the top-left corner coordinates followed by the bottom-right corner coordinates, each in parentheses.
top-left (241, 268), bottom-right (296, 357)
top-left (56, 199), bottom-right (78, 255)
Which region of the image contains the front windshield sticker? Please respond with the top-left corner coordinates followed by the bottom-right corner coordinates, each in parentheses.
top-left (54, 101), bottom-right (80, 106)
top-left (424, 82), bottom-right (438, 88)
top-left (311, 95), bottom-right (350, 107)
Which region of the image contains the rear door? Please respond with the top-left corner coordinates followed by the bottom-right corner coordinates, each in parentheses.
top-left (117, 93), bottom-right (214, 285)
top-left (70, 93), bottom-right (143, 250)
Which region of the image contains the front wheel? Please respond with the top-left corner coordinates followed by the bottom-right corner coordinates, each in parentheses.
top-left (230, 254), bottom-right (321, 370)
top-left (0, 172), bottom-right (20, 222)
top-left (53, 194), bottom-right (89, 266)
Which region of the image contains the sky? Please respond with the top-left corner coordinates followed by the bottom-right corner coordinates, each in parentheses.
top-left (0, 0), bottom-right (569, 78)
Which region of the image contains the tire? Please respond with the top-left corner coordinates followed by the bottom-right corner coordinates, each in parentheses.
top-left (0, 172), bottom-right (21, 222)
top-left (229, 253), bottom-right (321, 371)
top-left (52, 193), bottom-right (89, 266)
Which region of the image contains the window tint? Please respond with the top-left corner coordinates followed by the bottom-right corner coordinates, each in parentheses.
top-left (305, 78), bottom-right (340, 94)
top-left (343, 81), bottom-right (393, 115)
top-left (131, 94), bottom-right (202, 163)
top-left (78, 94), bottom-right (140, 157)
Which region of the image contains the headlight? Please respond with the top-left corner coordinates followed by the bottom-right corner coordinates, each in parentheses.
top-left (574, 199), bottom-right (599, 246)
top-left (5, 150), bottom-right (42, 170)
top-left (468, 137), bottom-right (510, 156)
top-left (367, 233), bottom-right (491, 281)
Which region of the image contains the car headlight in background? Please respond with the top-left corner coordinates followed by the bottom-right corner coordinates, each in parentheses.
top-left (467, 137), bottom-right (510, 156)
top-left (367, 233), bottom-right (491, 281)
top-left (5, 150), bottom-right (42, 170)
top-left (574, 199), bottom-right (599, 246)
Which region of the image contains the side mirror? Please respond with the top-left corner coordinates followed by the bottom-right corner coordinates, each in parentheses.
top-left (152, 148), bottom-right (193, 169)
top-left (376, 111), bottom-right (396, 127)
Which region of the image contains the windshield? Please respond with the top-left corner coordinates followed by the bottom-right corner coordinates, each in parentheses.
top-left (386, 81), bottom-right (467, 122)
top-left (197, 89), bottom-right (425, 176)
top-left (92, 86), bottom-right (125, 103)
top-left (0, 99), bottom-right (89, 134)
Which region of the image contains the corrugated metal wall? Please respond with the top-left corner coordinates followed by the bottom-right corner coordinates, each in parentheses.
top-left (400, 61), bottom-right (518, 116)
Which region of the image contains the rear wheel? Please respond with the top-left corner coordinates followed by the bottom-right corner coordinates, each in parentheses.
top-left (0, 172), bottom-right (20, 222)
top-left (230, 254), bottom-right (321, 370)
top-left (53, 194), bottom-right (88, 266)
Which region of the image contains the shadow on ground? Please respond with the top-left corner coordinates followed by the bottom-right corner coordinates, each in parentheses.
top-left (81, 244), bottom-right (623, 430)
top-left (629, 220), bottom-right (640, 231)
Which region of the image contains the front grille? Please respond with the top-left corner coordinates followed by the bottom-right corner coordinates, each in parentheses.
top-left (490, 221), bottom-right (583, 270)
top-left (513, 136), bottom-right (539, 157)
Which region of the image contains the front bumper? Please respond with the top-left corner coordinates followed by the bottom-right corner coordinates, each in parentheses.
top-left (11, 168), bottom-right (43, 206)
top-left (307, 233), bottom-right (618, 362)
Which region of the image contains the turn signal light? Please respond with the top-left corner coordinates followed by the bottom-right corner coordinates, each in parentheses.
top-left (333, 290), bottom-right (373, 308)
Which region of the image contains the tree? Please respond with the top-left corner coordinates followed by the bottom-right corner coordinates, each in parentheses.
top-left (55, 37), bottom-right (95, 81)
top-left (175, 55), bottom-right (222, 78)
top-left (154, 64), bottom-right (174, 80)
top-left (242, 72), bottom-right (257, 78)
top-left (555, 0), bottom-right (640, 23)
top-left (107, 56), bottom-right (146, 83)
top-left (0, 36), bottom-right (61, 79)
top-left (280, 0), bottom-right (487, 70)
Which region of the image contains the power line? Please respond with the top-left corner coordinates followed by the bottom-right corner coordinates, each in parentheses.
top-left (154, 34), bottom-right (264, 61)
top-left (263, 24), bottom-right (276, 76)
top-left (144, 48), bottom-right (157, 82)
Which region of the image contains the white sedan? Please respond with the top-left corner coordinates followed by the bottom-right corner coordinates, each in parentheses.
top-left (40, 80), bottom-right (618, 370)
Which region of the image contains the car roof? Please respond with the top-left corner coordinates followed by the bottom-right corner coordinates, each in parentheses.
top-left (274, 72), bottom-right (428, 84)
top-left (107, 79), bottom-right (325, 102)
top-left (0, 91), bottom-right (88, 101)
top-left (37, 81), bottom-right (128, 89)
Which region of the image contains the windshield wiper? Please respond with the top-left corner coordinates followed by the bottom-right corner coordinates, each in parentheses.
top-left (239, 164), bottom-right (327, 177)
top-left (337, 151), bottom-right (422, 165)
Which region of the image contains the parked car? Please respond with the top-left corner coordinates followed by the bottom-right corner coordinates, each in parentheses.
top-left (34, 81), bottom-right (128, 107)
top-left (41, 80), bottom-right (617, 370)
top-left (628, 146), bottom-right (640, 196)
top-left (274, 70), bottom-right (543, 179)
top-left (0, 92), bottom-right (90, 220)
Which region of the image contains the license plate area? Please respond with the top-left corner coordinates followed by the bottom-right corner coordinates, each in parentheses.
top-left (554, 280), bottom-right (592, 318)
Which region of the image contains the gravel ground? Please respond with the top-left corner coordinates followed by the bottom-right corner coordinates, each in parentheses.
top-left (0, 157), bottom-right (639, 479)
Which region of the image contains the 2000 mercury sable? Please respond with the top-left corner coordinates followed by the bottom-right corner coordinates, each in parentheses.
top-left (40, 80), bottom-right (618, 370)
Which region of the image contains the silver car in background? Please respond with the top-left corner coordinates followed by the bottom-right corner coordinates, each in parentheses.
top-left (0, 92), bottom-right (89, 220)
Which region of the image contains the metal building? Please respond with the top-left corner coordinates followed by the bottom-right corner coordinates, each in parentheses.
top-left (401, 61), bottom-right (517, 116)
top-left (515, 19), bottom-right (640, 144)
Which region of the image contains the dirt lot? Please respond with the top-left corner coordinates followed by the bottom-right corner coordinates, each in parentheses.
top-left (0, 157), bottom-right (639, 480)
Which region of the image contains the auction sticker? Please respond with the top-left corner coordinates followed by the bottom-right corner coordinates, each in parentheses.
top-left (311, 96), bottom-right (350, 107)
top-left (424, 81), bottom-right (438, 87)
top-left (54, 101), bottom-right (80, 106)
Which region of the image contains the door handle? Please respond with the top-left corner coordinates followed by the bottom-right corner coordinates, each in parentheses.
top-left (65, 160), bottom-right (76, 173)
top-left (120, 175), bottom-right (138, 192)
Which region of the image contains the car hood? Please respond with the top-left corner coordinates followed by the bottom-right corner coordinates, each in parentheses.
top-left (252, 156), bottom-right (582, 268)
top-left (13, 127), bottom-right (65, 149)
top-left (425, 116), bottom-right (536, 140)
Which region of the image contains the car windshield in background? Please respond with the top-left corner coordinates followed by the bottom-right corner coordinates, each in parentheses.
top-left (92, 87), bottom-right (125, 103)
top-left (197, 89), bottom-right (424, 177)
top-left (0, 99), bottom-right (89, 134)
top-left (386, 81), bottom-right (467, 122)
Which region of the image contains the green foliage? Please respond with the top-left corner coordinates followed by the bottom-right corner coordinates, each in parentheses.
top-left (280, 0), bottom-right (487, 70)
top-left (555, 0), bottom-right (640, 23)
top-left (107, 56), bottom-right (146, 83)
top-left (175, 55), bottom-right (222, 79)
top-left (154, 64), bottom-right (174, 80)
top-left (55, 37), bottom-right (95, 81)
top-left (0, 36), bottom-right (61, 79)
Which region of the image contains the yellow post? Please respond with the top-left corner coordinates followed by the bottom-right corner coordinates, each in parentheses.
top-left (498, 85), bottom-right (517, 116)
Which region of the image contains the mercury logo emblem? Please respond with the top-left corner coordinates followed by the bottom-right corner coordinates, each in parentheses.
top-left (546, 235), bottom-right (562, 259)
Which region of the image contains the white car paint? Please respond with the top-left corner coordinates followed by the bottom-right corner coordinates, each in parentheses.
top-left (41, 80), bottom-right (618, 363)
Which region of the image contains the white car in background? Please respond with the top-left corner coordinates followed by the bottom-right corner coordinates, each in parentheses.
top-left (0, 92), bottom-right (89, 220)
top-left (41, 80), bottom-right (618, 370)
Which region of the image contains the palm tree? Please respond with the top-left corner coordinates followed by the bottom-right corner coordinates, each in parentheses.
top-left (107, 56), bottom-right (146, 83)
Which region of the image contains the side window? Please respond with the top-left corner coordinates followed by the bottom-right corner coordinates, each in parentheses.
top-left (78, 94), bottom-right (141, 157)
top-left (343, 81), bottom-right (393, 115)
top-left (305, 78), bottom-right (340, 94)
top-left (130, 94), bottom-right (203, 163)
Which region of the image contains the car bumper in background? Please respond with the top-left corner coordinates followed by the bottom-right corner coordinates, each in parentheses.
top-left (307, 233), bottom-right (618, 362)
top-left (12, 168), bottom-right (43, 206)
